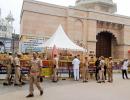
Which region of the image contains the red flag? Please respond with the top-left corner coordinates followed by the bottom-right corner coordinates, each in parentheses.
top-left (52, 45), bottom-right (58, 58)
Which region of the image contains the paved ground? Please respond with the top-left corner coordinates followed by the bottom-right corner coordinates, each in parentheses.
top-left (0, 74), bottom-right (130, 100)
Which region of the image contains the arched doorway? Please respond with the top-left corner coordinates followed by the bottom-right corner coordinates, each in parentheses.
top-left (0, 41), bottom-right (4, 46)
top-left (74, 19), bottom-right (83, 42)
top-left (96, 31), bottom-right (117, 58)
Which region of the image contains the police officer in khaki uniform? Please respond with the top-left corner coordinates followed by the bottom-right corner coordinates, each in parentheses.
top-left (83, 56), bottom-right (89, 82)
top-left (6, 52), bottom-right (14, 85)
top-left (107, 57), bottom-right (113, 83)
top-left (14, 53), bottom-right (21, 86)
top-left (26, 52), bottom-right (43, 98)
top-left (9, 52), bottom-right (14, 68)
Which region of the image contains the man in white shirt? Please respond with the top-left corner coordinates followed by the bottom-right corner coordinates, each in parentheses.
top-left (72, 56), bottom-right (80, 81)
top-left (122, 59), bottom-right (129, 79)
top-left (98, 56), bottom-right (105, 83)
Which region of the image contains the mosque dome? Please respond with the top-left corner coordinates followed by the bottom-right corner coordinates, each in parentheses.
top-left (76, 0), bottom-right (113, 4)
top-left (75, 0), bottom-right (117, 13)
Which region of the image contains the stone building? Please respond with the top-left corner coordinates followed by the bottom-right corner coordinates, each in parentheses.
top-left (0, 9), bottom-right (14, 53)
top-left (21, 0), bottom-right (130, 59)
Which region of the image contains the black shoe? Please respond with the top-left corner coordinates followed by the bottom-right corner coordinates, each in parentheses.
top-left (14, 83), bottom-right (18, 86)
top-left (21, 82), bottom-right (26, 85)
top-left (52, 80), bottom-right (58, 83)
top-left (102, 81), bottom-right (105, 83)
top-left (83, 80), bottom-right (88, 83)
top-left (3, 82), bottom-right (9, 86)
top-left (40, 90), bottom-right (43, 96)
top-left (97, 81), bottom-right (101, 83)
top-left (26, 94), bottom-right (34, 98)
top-left (14, 84), bottom-right (19, 86)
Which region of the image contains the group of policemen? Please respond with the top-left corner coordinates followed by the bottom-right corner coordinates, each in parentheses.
top-left (81, 55), bottom-right (129, 83)
top-left (2, 52), bottom-right (129, 98)
top-left (4, 52), bottom-right (63, 98)
top-left (5, 52), bottom-right (22, 86)
top-left (3, 52), bottom-right (43, 98)
top-left (51, 54), bottom-right (129, 83)
top-left (72, 55), bottom-right (114, 83)
top-left (95, 56), bottom-right (114, 83)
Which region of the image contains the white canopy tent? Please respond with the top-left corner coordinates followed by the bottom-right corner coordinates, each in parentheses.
top-left (39, 25), bottom-right (87, 52)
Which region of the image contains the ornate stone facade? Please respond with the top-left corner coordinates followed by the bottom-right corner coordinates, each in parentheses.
top-left (21, 0), bottom-right (130, 59)
top-left (0, 9), bottom-right (14, 53)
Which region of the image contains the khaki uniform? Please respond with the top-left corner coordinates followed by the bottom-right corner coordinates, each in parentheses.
top-left (9, 55), bottom-right (14, 65)
top-left (52, 57), bottom-right (59, 82)
top-left (107, 60), bottom-right (113, 82)
top-left (6, 55), bottom-right (14, 84)
top-left (83, 60), bottom-right (89, 81)
top-left (14, 57), bottom-right (21, 84)
top-left (29, 58), bottom-right (42, 94)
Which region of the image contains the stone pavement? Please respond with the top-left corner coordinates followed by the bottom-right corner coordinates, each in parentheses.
top-left (0, 74), bottom-right (130, 100)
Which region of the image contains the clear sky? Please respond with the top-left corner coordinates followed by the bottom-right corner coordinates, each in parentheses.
top-left (0, 0), bottom-right (130, 34)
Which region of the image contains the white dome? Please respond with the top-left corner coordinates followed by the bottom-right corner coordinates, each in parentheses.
top-left (76, 0), bottom-right (113, 3)
top-left (75, 0), bottom-right (116, 13)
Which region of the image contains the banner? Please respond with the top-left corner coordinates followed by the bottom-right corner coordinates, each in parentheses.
top-left (0, 38), bottom-right (12, 53)
top-left (20, 35), bottom-right (49, 53)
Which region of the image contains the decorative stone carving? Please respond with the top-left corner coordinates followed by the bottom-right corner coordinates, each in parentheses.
top-left (97, 21), bottom-right (124, 31)
top-left (0, 9), bottom-right (14, 53)
top-left (0, 10), bottom-right (14, 38)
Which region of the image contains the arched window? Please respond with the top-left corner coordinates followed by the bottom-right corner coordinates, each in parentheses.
top-left (74, 19), bottom-right (83, 42)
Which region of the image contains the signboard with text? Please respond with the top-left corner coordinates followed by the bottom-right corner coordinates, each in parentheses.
top-left (20, 35), bottom-right (49, 53)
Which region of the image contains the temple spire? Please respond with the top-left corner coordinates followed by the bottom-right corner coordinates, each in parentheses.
top-left (5, 11), bottom-right (14, 25)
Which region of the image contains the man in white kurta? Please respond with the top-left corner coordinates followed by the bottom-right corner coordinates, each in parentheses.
top-left (72, 56), bottom-right (80, 81)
